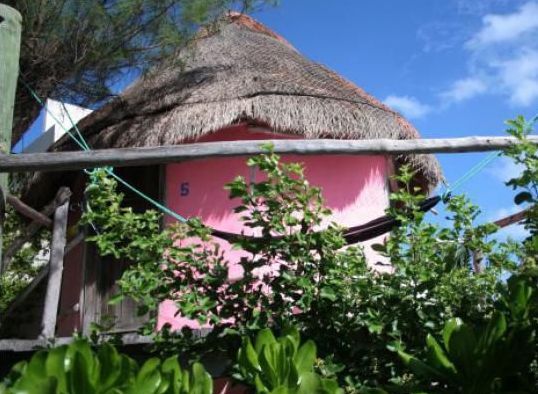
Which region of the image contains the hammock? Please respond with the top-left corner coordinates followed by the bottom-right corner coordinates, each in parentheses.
top-left (211, 196), bottom-right (441, 244)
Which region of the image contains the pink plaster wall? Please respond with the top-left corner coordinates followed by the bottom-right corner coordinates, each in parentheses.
top-left (159, 124), bottom-right (392, 330)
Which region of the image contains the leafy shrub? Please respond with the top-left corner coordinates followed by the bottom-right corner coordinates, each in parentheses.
top-left (82, 149), bottom-right (509, 388)
top-left (233, 327), bottom-right (342, 394)
top-left (80, 116), bottom-right (537, 391)
top-left (0, 338), bottom-right (213, 394)
top-left (398, 276), bottom-right (536, 393)
top-left (0, 204), bottom-right (50, 313)
top-left (82, 149), bottom-right (366, 342)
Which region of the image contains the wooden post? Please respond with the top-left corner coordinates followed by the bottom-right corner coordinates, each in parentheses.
top-left (0, 4), bottom-right (22, 268)
top-left (40, 193), bottom-right (70, 339)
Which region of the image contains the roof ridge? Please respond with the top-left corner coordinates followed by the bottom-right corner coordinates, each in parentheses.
top-left (224, 11), bottom-right (295, 49)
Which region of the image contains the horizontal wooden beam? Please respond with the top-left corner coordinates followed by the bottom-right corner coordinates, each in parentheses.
top-left (0, 333), bottom-right (152, 352)
top-left (493, 209), bottom-right (528, 229)
top-left (0, 136), bottom-right (536, 173)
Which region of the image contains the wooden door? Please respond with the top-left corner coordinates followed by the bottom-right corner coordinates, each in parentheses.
top-left (82, 165), bottom-right (162, 334)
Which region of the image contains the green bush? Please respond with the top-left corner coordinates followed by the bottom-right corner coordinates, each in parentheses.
top-left (398, 275), bottom-right (536, 393)
top-left (234, 327), bottom-right (342, 394)
top-left (78, 116), bottom-right (538, 391)
top-left (0, 339), bottom-right (212, 394)
top-left (81, 149), bottom-right (510, 388)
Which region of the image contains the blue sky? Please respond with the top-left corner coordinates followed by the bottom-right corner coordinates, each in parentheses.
top-left (252, 0), bottom-right (538, 239)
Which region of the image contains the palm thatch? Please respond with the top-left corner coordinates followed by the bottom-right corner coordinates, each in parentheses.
top-left (23, 13), bottom-right (442, 207)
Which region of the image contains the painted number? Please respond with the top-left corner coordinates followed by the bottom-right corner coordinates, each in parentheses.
top-left (180, 182), bottom-right (190, 196)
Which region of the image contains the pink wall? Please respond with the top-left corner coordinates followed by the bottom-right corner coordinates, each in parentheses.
top-left (159, 125), bottom-right (392, 330)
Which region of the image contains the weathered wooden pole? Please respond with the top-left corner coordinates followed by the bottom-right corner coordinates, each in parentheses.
top-left (0, 136), bottom-right (537, 173)
top-left (40, 193), bottom-right (70, 339)
top-left (0, 4), bottom-right (21, 272)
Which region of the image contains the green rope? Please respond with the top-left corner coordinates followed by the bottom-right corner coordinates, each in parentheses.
top-left (60, 102), bottom-right (91, 151)
top-left (442, 114), bottom-right (537, 198)
top-left (20, 78), bottom-right (188, 223)
top-left (19, 79), bottom-right (89, 153)
top-left (449, 151), bottom-right (501, 192)
top-left (107, 170), bottom-right (188, 222)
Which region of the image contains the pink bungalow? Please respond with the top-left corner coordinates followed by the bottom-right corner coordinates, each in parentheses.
top-left (1, 13), bottom-right (441, 341)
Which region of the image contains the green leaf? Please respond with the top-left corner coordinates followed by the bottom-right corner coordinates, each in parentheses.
top-left (239, 337), bottom-right (261, 376)
top-left (259, 345), bottom-right (279, 389)
top-left (45, 346), bottom-right (68, 392)
top-left (97, 344), bottom-right (127, 391)
top-left (425, 334), bottom-right (457, 377)
top-left (68, 352), bottom-right (95, 394)
top-left (398, 349), bottom-right (451, 382)
top-left (11, 376), bottom-right (58, 394)
top-left (132, 358), bottom-right (162, 394)
top-left (156, 356), bottom-right (181, 394)
top-left (254, 374), bottom-right (269, 393)
top-left (442, 318), bottom-right (463, 349)
top-left (446, 322), bottom-right (477, 378)
top-left (25, 351), bottom-right (48, 380)
top-left (294, 340), bottom-right (316, 374)
top-left (65, 339), bottom-right (94, 376)
top-left (108, 293), bottom-right (124, 305)
top-left (319, 287), bottom-right (337, 302)
top-left (479, 312), bottom-right (507, 351)
top-left (297, 372), bottom-right (321, 393)
top-left (255, 329), bottom-right (277, 354)
top-left (281, 328), bottom-right (300, 352)
top-left (270, 386), bottom-right (290, 394)
top-left (190, 362), bottom-right (212, 394)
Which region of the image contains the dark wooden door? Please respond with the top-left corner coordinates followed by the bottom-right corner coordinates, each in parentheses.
top-left (82, 165), bottom-right (162, 334)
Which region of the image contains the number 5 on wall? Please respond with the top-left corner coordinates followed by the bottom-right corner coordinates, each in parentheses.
top-left (180, 182), bottom-right (190, 196)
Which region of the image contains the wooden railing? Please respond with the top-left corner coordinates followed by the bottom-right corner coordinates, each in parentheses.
top-left (0, 136), bottom-right (536, 172)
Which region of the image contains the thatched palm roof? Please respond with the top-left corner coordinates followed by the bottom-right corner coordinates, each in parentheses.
top-left (24, 13), bottom-right (441, 207)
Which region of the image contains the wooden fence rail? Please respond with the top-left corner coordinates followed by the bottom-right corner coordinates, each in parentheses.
top-left (0, 136), bottom-right (537, 173)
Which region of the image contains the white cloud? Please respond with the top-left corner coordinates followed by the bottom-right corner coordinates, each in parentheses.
top-left (495, 48), bottom-right (538, 105)
top-left (487, 156), bottom-right (525, 183)
top-left (440, 2), bottom-right (538, 108)
top-left (417, 21), bottom-right (468, 53)
top-left (383, 95), bottom-right (431, 119)
top-left (440, 77), bottom-right (488, 104)
top-left (467, 2), bottom-right (538, 48)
